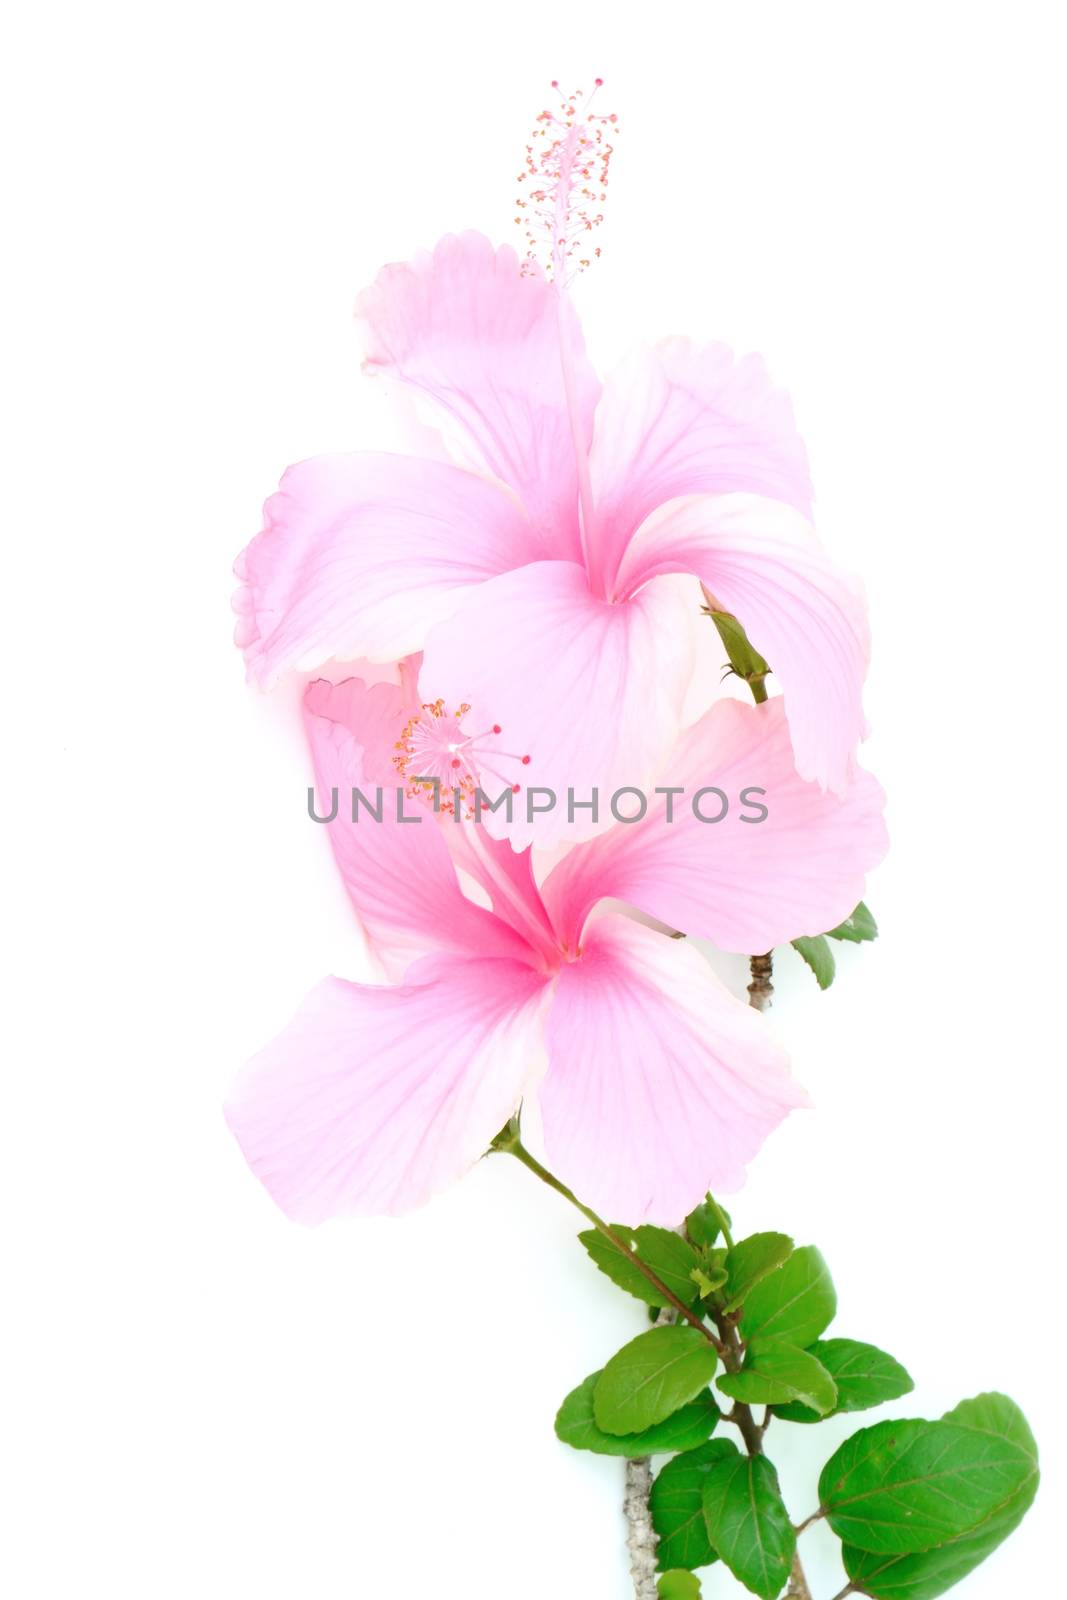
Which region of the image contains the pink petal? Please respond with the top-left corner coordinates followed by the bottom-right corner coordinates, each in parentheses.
top-left (418, 562), bottom-right (695, 849)
top-left (357, 231), bottom-right (599, 561)
top-left (540, 915), bottom-right (806, 1222)
top-left (227, 955), bottom-right (550, 1222)
top-left (235, 451), bottom-right (538, 687)
top-left (615, 492), bottom-right (870, 793)
top-left (542, 695), bottom-right (887, 954)
top-left (304, 677), bottom-right (535, 977)
top-left (447, 824), bottom-right (560, 960)
top-left (589, 340), bottom-right (813, 595)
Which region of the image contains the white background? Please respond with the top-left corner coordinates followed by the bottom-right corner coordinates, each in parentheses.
top-left (4, 3), bottom-right (1065, 1596)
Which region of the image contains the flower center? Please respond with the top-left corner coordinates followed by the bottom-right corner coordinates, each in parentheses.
top-left (393, 699), bottom-right (531, 816)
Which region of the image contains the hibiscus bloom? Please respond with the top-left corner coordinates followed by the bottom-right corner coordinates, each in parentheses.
top-left (226, 673), bottom-right (886, 1225)
top-left (233, 225), bottom-right (868, 848)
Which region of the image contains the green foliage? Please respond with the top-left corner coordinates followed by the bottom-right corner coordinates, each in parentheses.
top-left (718, 1343), bottom-right (838, 1416)
top-left (773, 1338), bottom-right (914, 1423)
top-left (819, 1400), bottom-right (1037, 1555)
top-left (701, 1440), bottom-right (796, 1599)
top-left (690, 1251), bottom-right (728, 1299)
top-left (740, 1245), bottom-right (837, 1349)
top-left (579, 1225), bottom-right (702, 1308)
top-left (790, 901), bottom-right (878, 991)
top-left (651, 1441), bottom-right (733, 1571)
top-left (685, 1197), bottom-right (729, 1248)
top-left (555, 1372), bottom-right (719, 1457)
top-left (826, 900), bottom-right (878, 942)
top-left (552, 1196), bottom-right (1035, 1597)
top-left (657, 1572), bottom-right (703, 1600)
top-left (791, 933), bottom-right (836, 989)
top-left (838, 1396), bottom-right (1039, 1597)
top-left (721, 1232), bottom-right (794, 1312)
top-left (594, 1326), bottom-right (719, 1436)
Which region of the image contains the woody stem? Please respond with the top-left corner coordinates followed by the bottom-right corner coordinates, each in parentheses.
top-left (744, 952), bottom-right (813, 1600)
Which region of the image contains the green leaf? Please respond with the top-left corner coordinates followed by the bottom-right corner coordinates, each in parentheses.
top-left (657, 1571), bottom-right (703, 1600)
top-left (685, 1198), bottom-right (728, 1249)
top-left (651, 1441), bottom-right (734, 1571)
top-left (691, 1247), bottom-right (729, 1300)
top-left (791, 934), bottom-right (836, 989)
top-left (740, 1245), bottom-right (836, 1349)
top-left (840, 1395), bottom-right (1038, 1599)
top-left (826, 901), bottom-right (878, 943)
top-left (594, 1326), bottom-right (719, 1436)
top-left (773, 1338), bottom-right (914, 1423)
top-left (819, 1405), bottom-right (1038, 1555)
top-left (701, 1440), bottom-right (796, 1599)
top-left (941, 1393), bottom-right (1031, 1446)
top-left (690, 1268), bottom-right (718, 1299)
top-left (717, 1343), bottom-right (838, 1416)
top-left (721, 1232), bottom-right (794, 1312)
top-left (555, 1371), bottom-right (720, 1457)
top-left (579, 1225), bottom-right (702, 1309)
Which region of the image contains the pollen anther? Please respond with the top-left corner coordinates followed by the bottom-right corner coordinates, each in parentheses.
top-left (515, 79), bottom-right (617, 283)
top-left (393, 701), bottom-right (533, 817)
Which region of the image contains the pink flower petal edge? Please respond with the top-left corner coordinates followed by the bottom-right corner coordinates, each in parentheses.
top-left (234, 452), bottom-right (537, 688)
top-left (590, 338), bottom-right (814, 597)
top-left (541, 914), bottom-right (809, 1223)
top-left (542, 694), bottom-right (887, 953)
top-left (356, 230), bottom-right (598, 561)
top-left (616, 492), bottom-right (871, 793)
top-left (225, 955), bottom-right (550, 1223)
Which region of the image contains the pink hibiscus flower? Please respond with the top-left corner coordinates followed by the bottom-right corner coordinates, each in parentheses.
top-left (234, 205), bottom-right (868, 847)
top-left (226, 673), bottom-right (886, 1225)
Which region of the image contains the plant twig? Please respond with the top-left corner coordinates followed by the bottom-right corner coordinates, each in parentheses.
top-left (624, 1304), bottom-right (675, 1599)
top-left (623, 1454), bottom-right (660, 1599)
top-left (748, 950), bottom-right (774, 1011)
top-left (494, 1127), bottom-right (725, 1353)
top-left (713, 1314), bottom-right (765, 1456)
top-left (712, 1137), bottom-right (814, 1600)
top-left (786, 1551), bottom-right (815, 1599)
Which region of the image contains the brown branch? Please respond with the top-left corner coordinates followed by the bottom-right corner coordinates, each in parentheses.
top-left (713, 1313), bottom-right (765, 1455)
top-left (748, 950), bottom-right (774, 1012)
top-left (623, 1453), bottom-right (661, 1598)
top-left (499, 1133), bottom-right (725, 1352)
top-left (624, 1305), bottom-right (675, 1597)
top-left (717, 979), bottom-right (817, 1600)
top-left (786, 1550), bottom-right (815, 1600)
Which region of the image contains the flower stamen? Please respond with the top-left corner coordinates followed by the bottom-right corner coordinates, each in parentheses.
top-left (393, 700), bottom-right (531, 817)
top-left (516, 79), bottom-right (617, 283)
